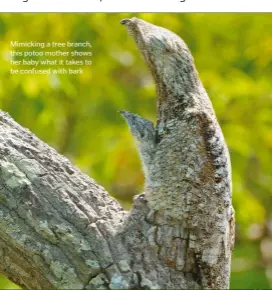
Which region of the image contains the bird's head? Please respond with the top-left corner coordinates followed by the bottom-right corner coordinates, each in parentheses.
top-left (119, 110), bottom-right (155, 146)
top-left (120, 17), bottom-right (194, 83)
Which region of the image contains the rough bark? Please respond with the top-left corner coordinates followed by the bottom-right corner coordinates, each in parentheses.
top-left (0, 18), bottom-right (234, 290)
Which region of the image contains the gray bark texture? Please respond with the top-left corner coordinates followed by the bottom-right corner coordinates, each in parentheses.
top-left (0, 18), bottom-right (234, 290)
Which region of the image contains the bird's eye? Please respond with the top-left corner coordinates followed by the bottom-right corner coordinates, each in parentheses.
top-left (165, 47), bottom-right (172, 53)
top-left (140, 132), bottom-right (145, 138)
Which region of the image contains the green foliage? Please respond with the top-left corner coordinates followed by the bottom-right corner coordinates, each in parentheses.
top-left (0, 13), bottom-right (271, 288)
top-left (0, 275), bottom-right (20, 289)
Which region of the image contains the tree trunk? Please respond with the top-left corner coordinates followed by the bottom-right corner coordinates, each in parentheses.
top-left (0, 18), bottom-right (234, 290)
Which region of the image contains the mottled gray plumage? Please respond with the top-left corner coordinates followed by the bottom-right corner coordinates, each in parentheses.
top-left (119, 110), bottom-right (156, 181)
top-left (121, 17), bottom-right (235, 289)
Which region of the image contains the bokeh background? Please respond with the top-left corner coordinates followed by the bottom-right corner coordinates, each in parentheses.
top-left (0, 13), bottom-right (271, 289)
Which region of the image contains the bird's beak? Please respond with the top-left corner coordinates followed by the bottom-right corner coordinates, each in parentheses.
top-left (119, 110), bottom-right (133, 124)
top-left (120, 18), bottom-right (131, 25)
top-left (119, 110), bottom-right (127, 117)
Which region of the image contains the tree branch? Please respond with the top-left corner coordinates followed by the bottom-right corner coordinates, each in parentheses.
top-left (0, 111), bottom-right (126, 288)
